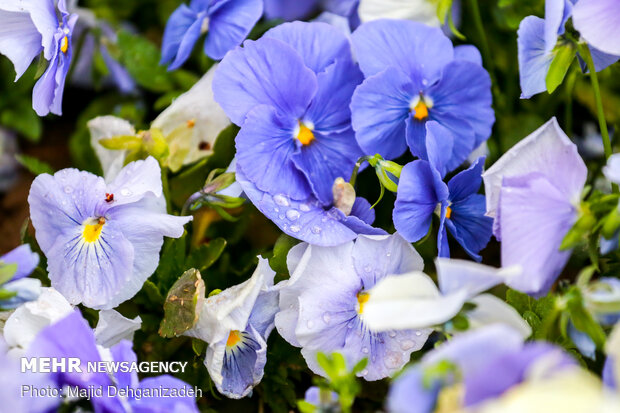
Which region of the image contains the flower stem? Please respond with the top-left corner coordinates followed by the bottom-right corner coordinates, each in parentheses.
top-left (578, 43), bottom-right (612, 159)
top-left (467, 0), bottom-right (493, 76)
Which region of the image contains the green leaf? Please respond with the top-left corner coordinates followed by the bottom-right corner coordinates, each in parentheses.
top-left (0, 263), bottom-right (18, 285)
top-left (268, 234), bottom-right (299, 275)
top-left (297, 400), bottom-right (317, 413)
top-left (116, 30), bottom-right (175, 92)
top-left (159, 268), bottom-right (206, 338)
top-left (15, 154), bottom-right (54, 175)
top-left (186, 238), bottom-right (227, 272)
top-left (191, 338), bottom-right (207, 356)
top-left (0, 288), bottom-right (18, 301)
top-left (142, 280), bottom-right (164, 306)
top-left (1, 101), bottom-right (42, 141)
top-left (546, 42), bottom-right (576, 94)
top-left (566, 288), bottom-right (606, 349)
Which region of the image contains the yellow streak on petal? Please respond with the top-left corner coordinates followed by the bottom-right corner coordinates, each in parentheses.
top-left (413, 100), bottom-right (429, 121)
top-left (356, 291), bottom-right (370, 315)
top-left (296, 123), bottom-right (315, 146)
top-left (83, 217), bottom-right (105, 243)
top-left (226, 330), bottom-right (242, 347)
top-left (60, 36), bottom-right (69, 54)
top-left (446, 206), bottom-right (452, 219)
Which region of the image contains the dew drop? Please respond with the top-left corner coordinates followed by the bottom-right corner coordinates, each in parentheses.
top-left (306, 320), bottom-right (315, 329)
top-left (290, 225), bottom-right (301, 233)
top-left (361, 369), bottom-right (369, 376)
top-left (273, 194), bottom-right (290, 207)
top-left (363, 265), bottom-right (372, 273)
top-left (322, 313), bottom-right (331, 324)
top-left (362, 347), bottom-right (369, 354)
top-left (279, 214), bottom-right (285, 220)
top-left (299, 203), bottom-right (311, 212)
top-left (120, 188), bottom-right (132, 196)
top-left (388, 331), bottom-right (396, 338)
top-left (64, 186), bottom-right (73, 193)
top-left (415, 330), bottom-right (422, 336)
top-left (400, 340), bottom-right (415, 350)
top-left (286, 210), bottom-right (300, 221)
top-left (311, 226), bottom-right (322, 234)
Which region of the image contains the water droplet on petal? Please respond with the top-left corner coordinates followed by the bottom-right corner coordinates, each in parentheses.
top-left (322, 313), bottom-right (331, 324)
top-left (290, 225), bottom-right (301, 233)
top-left (273, 194), bottom-right (290, 207)
top-left (64, 186), bottom-right (73, 193)
top-left (388, 331), bottom-right (396, 338)
top-left (364, 265), bottom-right (372, 273)
top-left (415, 330), bottom-right (422, 336)
top-left (311, 226), bottom-right (321, 234)
top-left (299, 203), bottom-right (311, 212)
top-left (361, 369), bottom-right (369, 376)
top-left (286, 210), bottom-right (300, 221)
top-left (362, 347), bottom-right (369, 354)
top-left (120, 188), bottom-right (132, 196)
top-left (306, 320), bottom-right (315, 329)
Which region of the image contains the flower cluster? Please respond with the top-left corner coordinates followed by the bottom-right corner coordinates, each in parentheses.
top-left (1, 0), bottom-right (620, 412)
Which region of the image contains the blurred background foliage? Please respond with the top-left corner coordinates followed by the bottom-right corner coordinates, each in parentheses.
top-left (1, 0), bottom-right (619, 411)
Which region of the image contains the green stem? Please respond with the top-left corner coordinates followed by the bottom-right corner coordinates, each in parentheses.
top-left (564, 69), bottom-right (577, 136)
top-left (349, 156), bottom-right (372, 187)
top-left (578, 43), bottom-right (612, 159)
top-left (467, 0), bottom-right (493, 76)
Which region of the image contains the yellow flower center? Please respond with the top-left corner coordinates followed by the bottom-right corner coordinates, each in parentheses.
top-left (296, 122), bottom-right (315, 146)
top-left (356, 291), bottom-right (370, 315)
top-left (226, 330), bottom-right (242, 347)
top-left (60, 36), bottom-right (69, 54)
top-left (413, 100), bottom-right (429, 121)
top-left (83, 217), bottom-right (105, 243)
top-left (446, 206), bottom-right (452, 219)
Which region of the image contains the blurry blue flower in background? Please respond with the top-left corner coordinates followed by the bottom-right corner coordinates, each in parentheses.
top-left (275, 234), bottom-right (431, 381)
top-left (351, 19), bottom-right (494, 173)
top-left (264, 0), bottom-right (359, 24)
top-left (28, 157), bottom-right (192, 309)
top-left (214, 21), bottom-right (384, 245)
top-left (161, 0), bottom-right (263, 69)
top-left (0, 244), bottom-right (41, 309)
top-left (0, 0), bottom-right (79, 116)
top-left (393, 157), bottom-right (493, 261)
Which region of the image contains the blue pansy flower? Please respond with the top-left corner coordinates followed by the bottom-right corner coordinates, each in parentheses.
top-left (393, 156), bottom-right (493, 261)
top-left (213, 21), bottom-right (384, 245)
top-left (482, 118), bottom-right (587, 297)
top-left (518, 0), bottom-right (619, 99)
top-left (161, 0), bottom-right (263, 69)
top-left (184, 258), bottom-right (278, 398)
top-left (275, 233), bottom-right (431, 381)
top-left (0, 0), bottom-right (78, 116)
top-left (304, 386), bottom-right (340, 411)
top-left (28, 311), bottom-right (199, 412)
top-left (0, 244), bottom-right (41, 309)
top-left (264, 0), bottom-right (359, 22)
top-left (350, 19), bottom-right (494, 172)
top-left (28, 157), bottom-right (192, 309)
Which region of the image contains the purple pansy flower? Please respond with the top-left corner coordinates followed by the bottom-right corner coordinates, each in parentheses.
top-left (275, 233), bottom-right (431, 381)
top-left (184, 258), bottom-right (278, 398)
top-left (28, 311), bottom-right (199, 412)
top-left (0, 244), bottom-right (40, 309)
top-left (387, 325), bottom-right (575, 413)
top-left (518, 0), bottom-right (619, 99)
top-left (161, 0), bottom-right (263, 69)
top-left (393, 156), bottom-right (493, 261)
top-left (0, 0), bottom-right (78, 116)
top-left (482, 118), bottom-right (587, 296)
top-left (213, 21), bottom-right (384, 245)
top-left (28, 156), bottom-right (192, 309)
top-left (350, 20), bottom-right (494, 172)
top-left (573, 0), bottom-right (620, 57)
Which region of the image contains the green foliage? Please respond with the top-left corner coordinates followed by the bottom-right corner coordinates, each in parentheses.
top-left (15, 154), bottom-right (54, 175)
top-left (312, 353), bottom-right (368, 413)
top-left (159, 268), bottom-right (206, 338)
top-left (546, 43), bottom-right (576, 94)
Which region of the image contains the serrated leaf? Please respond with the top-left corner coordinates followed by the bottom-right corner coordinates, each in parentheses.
top-left (159, 268), bottom-right (206, 338)
top-left (15, 154), bottom-right (54, 175)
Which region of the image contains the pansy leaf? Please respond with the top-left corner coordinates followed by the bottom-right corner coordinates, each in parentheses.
top-left (546, 42), bottom-right (576, 94)
top-left (186, 238), bottom-right (227, 272)
top-left (268, 233), bottom-right (299, 276)
top-left (0, 263), bottom-right (18, 285)
top-left (159, 268), bottom-right (206, 338)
